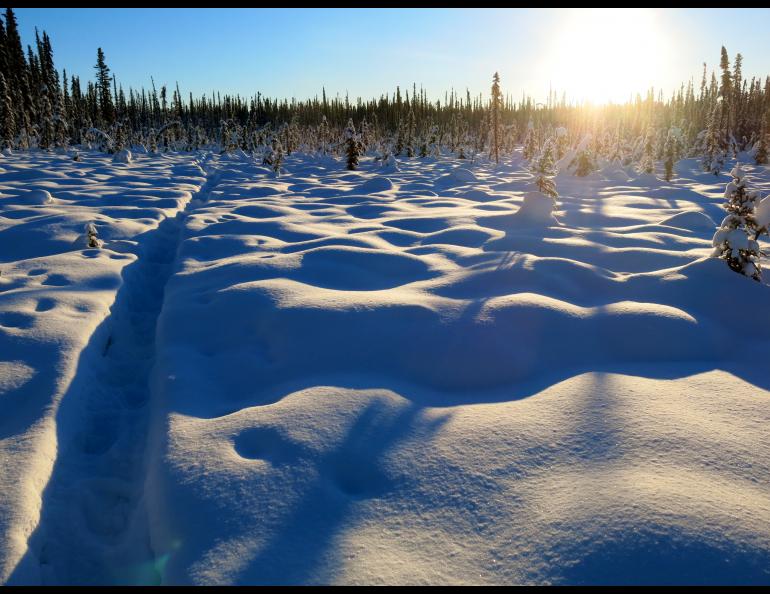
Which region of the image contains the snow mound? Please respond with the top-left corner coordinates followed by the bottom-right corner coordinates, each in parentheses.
top-left (659, 210), bottom-right (716, 231)
top-left (381, 154), bottom-right (399, 173)
top-left (756, 194), bottom-right (770, 229)
top-left (449, 167), bottom-right (477, 183)
top-left (112, 149), bottom-right (132, 163)
top-left (511, 191), bottom-right (558, 224)
top-left (602, 164), bottom-right (631, 182)
top-left (355, 177), bottom-right (394, 194)
top-left (23, 189), bottom-right (54, 205)
top-left (459, 189), bottom-right (499, 202)
top-left (437, 167), bottom-right (478, 187)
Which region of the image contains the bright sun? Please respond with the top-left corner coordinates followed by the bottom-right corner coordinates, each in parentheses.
top-left (543, 8), bottom-right (671, 105)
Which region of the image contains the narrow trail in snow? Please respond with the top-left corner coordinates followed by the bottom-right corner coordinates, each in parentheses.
top-left (15, 155), bottom-right (221, 585)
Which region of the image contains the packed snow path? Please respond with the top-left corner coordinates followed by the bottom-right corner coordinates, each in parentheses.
top-left (1, 150), bottom-right (770, 585)
top-left (0, 151), bottom-right (209, 584)
top-left (8, 155), bottom-right (223, 585)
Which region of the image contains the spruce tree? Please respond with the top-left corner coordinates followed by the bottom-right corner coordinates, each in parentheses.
top-left (94, 48), bottom-right (114, 126)
top-left (84, 223), bottom-right (100, 248)
top-left (419, 136), bottom-right (428, 158)
top-left (554, 127), bottom-right (568, 160)
top-left (719, 46), bottom-right (733, 139)
top-left (270, 136), bottom-right (284, 175)
top-left (38, 85), bottom-right (54, 150)
top-left (572, 148), bottom-right (595, 177)
top-left (523, 123), bottom-right (537, 161)
top-left (113, 119), bottom-right (126, 153)
top-left (0, 73), bottom-right (15, 149)
top-left (703, 102), bottom-right (725, 175)
top-left (663, 129), bottom-right (676, 181)
top-left (755, 120), bottom-right (768, 165)
top-left (344, 118), bottom-right (363, 170)
top-left (712, 164), bottom-right (765, 280)
top-left (490, 72), bottom-right (502, 164)
top-left (405, 109), bottom-right (415, 157)
top-left (640, 127), bottom-right (655, 174)
top-left (318, 115), bottom-right (330, 156)
top-left (532, 138), bottom-right (558, 198)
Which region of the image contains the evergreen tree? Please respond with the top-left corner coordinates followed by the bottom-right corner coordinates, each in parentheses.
top-left (663, 129), bottom-right (676, 181)
top-left (532, 138), bottom-right (558, 198)
top-left (0, 73), bottom-right (15, 149)
top-left (490, 72), bottom-right (502, 164)
top-left (113, 119), bottom-right (127, 152)
top-left (37, 85), bottom-right (54, 150)
top-left (270, 136), bottom-right (284, 175)
top-left (405, 108), bottom-right (415, 157)
top-left (554, 126), bottom-right (568, 160)
top-left (712, 165), bottom-right (765, 280)
top-left (640, 127), bottom-right (655, 174)
top-left (84, 222), bottom-right (100, 248)
top-left (572, 148), bottom-right (596, 177)
top-left (94, 48), bottom-right (114, 126)
top-left (4, 9), bottom-right (770, 179)
top-left (344, 118), bottom-right (363, 170)
top-left (755, 120), bottom-right (768, 165)
top-left (523, 122), bottom-right (537, 161)
top-left (703, 102), bottom-right (725, 175)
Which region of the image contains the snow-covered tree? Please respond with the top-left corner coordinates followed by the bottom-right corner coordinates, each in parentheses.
top-left (405, 109), bottom-right (416, 158)
top-left (0, 73), bottom-right (16, 150)
top-left (755, 120), bottom-right (768, 165)
top-left (318, 115), bottom-right (331, 156)
top-left (574, 149), bottom-right (595, 177)
top-left (84, 222), bottom-right (100, 248)
top-left (428, 125), bottom-right (440, 157)
top-left (261, 133), bottom-right (284, 175)
top-left (38, 86), bottom-right (54, 151)
top-left (220, 119), bottom-right (239, 153)
top-left (113, 120), bottom-right (127, 153)
top-left (664, 129), bottom-right (677, 181)
top-left (703, 102), bottom-right (725, 175)
top-left (640, 128), bottom-right (655, 174)
top-left (711, 165), bottom-right (766, 280)
top-left (270, 137), bottom-right (284, 175)
top-left (523, 122), bottom-right (537, 161)
top-left (94, 48), bottom-right (115, 126)
top-left (418, 136), bottom-right (428, 158)
top-left (554, 126), bottom-right (568, 160)
top-left (344, 119), bottom-right (363, 170)
top-left (490, 72), bottom-right (502, 164)
top-left (147, 127), bottom-right (158, 153)
top-left (532, 138), bottom-right (558, 199)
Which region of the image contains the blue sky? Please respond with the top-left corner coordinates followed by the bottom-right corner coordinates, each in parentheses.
top-left (11, 8), bottom-right (770, 104)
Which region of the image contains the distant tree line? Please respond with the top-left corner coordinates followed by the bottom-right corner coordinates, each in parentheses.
top-left (1, 8), bottom-right (769, 177)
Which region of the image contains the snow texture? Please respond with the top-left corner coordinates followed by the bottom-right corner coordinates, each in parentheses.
top-left (1, 149), bottom-right (769, 585)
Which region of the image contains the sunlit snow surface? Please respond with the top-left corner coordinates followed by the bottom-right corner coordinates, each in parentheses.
top-left (1, 149), bottom-right (769, 585)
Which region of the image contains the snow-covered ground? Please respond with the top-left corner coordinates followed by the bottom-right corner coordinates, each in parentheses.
top-left (1, 149), bottom-right (769, 585)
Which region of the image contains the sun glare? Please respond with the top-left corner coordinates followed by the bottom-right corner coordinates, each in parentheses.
top-left (543, 8), bottom-right (671, 105)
